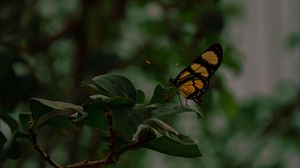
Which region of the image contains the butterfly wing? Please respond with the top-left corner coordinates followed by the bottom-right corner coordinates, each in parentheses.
top-left (170, 43), bottom-right (223, 104)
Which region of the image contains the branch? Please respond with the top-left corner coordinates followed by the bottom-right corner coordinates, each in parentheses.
top-left (28, 110), bottom-right (140, 168)
top-left (65, 111), bottom-right (117, 168)
top-left (262, 96), bottom-right (300, 134)
top-left (64, 143), bottom-right (139, 168)
top-left (64, 159), bottom-right (111, 168)
top-left (28, 127), bottom-right (113, 168)
top-left (29, 129), bottom-right (62, 168)
top-left (106, 111), bottom-right (118, 163)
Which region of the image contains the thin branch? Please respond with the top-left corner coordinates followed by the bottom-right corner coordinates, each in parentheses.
top-left (262, 96), bottom-right (300, 134)
top-left (29, 129), bottom-right (62, 168)
top-left (64, 159), bottom-right (110, 168)
top-left (28, 125), bottom-right (116, 168)
top-left (64, 139), bottom-right (139, 168)
top-left (28, 109), bottom-right (140, 168)
top-left (64, 111), bottom-right (118, 168)
top-left (106, 111), bottom-right (118, 163)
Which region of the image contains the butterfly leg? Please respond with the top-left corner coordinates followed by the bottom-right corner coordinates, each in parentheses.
top-left (196, 99), bottom-right (203, 105)
top-left (185, 99), bottom-right (189, 106)
top-left (177, 93), bottom-right (183, 106)
top-left (193, 94), bottom-right (203, 105)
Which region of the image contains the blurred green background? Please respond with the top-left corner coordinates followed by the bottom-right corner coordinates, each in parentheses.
top-left (0, 0), bottom-right (299, 168)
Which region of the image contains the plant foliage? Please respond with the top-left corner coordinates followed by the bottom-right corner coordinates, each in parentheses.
top-left (1, 74), bottom-right (202, 167)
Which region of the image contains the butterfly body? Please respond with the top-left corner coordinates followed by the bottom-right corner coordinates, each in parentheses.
top-left (170, 43), bottom-right (223, 105)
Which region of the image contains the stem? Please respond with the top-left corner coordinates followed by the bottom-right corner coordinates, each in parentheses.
top-left (29, 129), bottom-right (62, 168)
top-left (64, 159), bottom-right (110, 168)
top-left (64, 111), bottom-right (118, 168)
top-left (106, 111), bottom-right (117, 163)
top-left (29, 110), bottom-right (139, 168)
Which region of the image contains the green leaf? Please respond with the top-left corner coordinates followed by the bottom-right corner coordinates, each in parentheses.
top-left (110, 97), bottom-right (136, 107)
top-left (0, 121), bottom-right (9, 161)
top-left (6, 131), bottom-right (30, 160)
top-left (150, 85), bottom-right (177, 104)
top-left (90, 95), bottom-right (136, 108)
top-left (112, 108), bottom-right (139, 141)
top-left (83, 100), bottom-right (108, 129)
top-left (0, 131), bottom-right (7, 159)
top-left (93, 74), bottom-right (137, 102)
top-left (147, 104), bottom-right (202, 118)
top-left (81, 81), bottom-right (102, 93)
top-left (111, 104), bottom-right (150, 141)
top-left (43, 116), bottom-right (73, 129)
top-left (19, 113), bottom-right (31, 129)
top-left (96, 148), bottom-right (109, 160)
top-left (143, 136), bottom-right (201, 158)
top-left (29, 98), bottom-right (84, 131)
top-left (0, 114), bottom-right (19, 132)
top-left (143, 118), bottom-right (197, 145)
top-left (33, 111), bottom-right (73, 130)
top-left (136, 90), bottom-right (145, 104)
top-left (30, 98), bottom-right (84, 121)
top-left (89, 94), bottom-right (112, 104)
top-left (31, 98), bottom-right (83, 114)
top-left (30, 99), bottom-right (54, 121)
top-left (7, 140), bottom-right (20, 160)
top-left (132, 104), bottom-right (151, 123)
top-left (0, 131), bottom-right (6, 147)
top-left (133, 125), bottom-right (157, 143)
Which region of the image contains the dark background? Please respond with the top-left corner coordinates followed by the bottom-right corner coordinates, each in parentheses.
top-left (1, 0), bottom-right (299, 168)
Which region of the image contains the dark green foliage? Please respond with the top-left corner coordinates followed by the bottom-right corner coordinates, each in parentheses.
top-left (143, 118), bottom-right (197, 145)
top-left (93, 74), bottom-right (137, 102)
top-left (1, 131), bottom-right (29, 161)
top-left (0, 114), bottom-right (19, 132)
top-left (0, 131), bottom-right (6, 158)
top-left (1, 0), bottom-right (298, 167)
top-left (147, 104), bottom-right (202, 118)
top-left (83, 100), bottom-right (108, 129)
top-left (0, 74), bottom-right (201, 164)
top-left (82, 74), bottom-right (201, 154)
top-left (19, 113), bottom-right (31, 129)
top-left (136, 90), bottom-right (146, 104)
top-left (150, 85), bottom-right (177, 104)
top-left (144, 136), bottom-right (201, 158)
top-left (29, 98), bottom-right (84, 132)
top-left (6, 132), bottom-right (30, 160)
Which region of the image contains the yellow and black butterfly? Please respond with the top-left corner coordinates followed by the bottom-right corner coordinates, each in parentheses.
top-left (169, 43), bottom-right (223, 105)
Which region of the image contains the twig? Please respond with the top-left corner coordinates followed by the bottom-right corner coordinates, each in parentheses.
top-left (64, 159), bottom-right (110, 168)
top-left (106, 111), bottom-right (118, 163)
top-left (29, 110), bottom-right (139, 168)
top-left (64, 111), bottom-right (119, 168)
top-left (262, 96), bottom-right (300, 134)
top-left (29, 129), bottom-right (62, 168)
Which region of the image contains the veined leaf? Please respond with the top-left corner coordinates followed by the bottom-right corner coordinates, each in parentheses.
top-left (93, 74), bottom-right (137, 102)
top-left (30, 98), bottom-right (83, 121)
top-left (83, 100), bottom-right (108, 129)
top-left (136, 90), bottom-right (145, 104)
top-left (143, 118), bottom-right (197, 145)
top-left (147, 104), bottom-right (202, 118)
top-left (143, 135), bottom-right (201, 158)
top-left (150, 85), bottom-right (177, 104)
top-left (29, 98), bottom-right (84, 131)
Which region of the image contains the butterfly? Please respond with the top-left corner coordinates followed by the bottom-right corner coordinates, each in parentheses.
top-left (169, 43), bottom-right (223, 105)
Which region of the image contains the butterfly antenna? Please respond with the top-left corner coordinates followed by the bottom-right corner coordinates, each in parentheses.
top-left (173, 62), bottom-right (181, 74)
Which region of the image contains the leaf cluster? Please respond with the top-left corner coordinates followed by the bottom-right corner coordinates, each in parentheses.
top-left (1, 74), bottom-right (202, 167)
